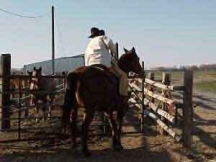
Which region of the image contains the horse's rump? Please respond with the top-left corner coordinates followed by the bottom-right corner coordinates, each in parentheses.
top-left (68, 65), bottom-right (119, 111)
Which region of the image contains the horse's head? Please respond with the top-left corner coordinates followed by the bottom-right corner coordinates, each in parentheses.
top-left (29, 67), bottom-right (42, 90)
top-left (118, 47), bottom-right (142, 75)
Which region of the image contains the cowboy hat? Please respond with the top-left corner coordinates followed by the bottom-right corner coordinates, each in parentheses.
top-left (88, 27), bottom-right (100, 38)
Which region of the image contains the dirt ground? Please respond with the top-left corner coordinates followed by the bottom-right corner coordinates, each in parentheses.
top-left (0, 130), bottom-right (191, 162)
top-left (191, 91), bottom-right (216, 161)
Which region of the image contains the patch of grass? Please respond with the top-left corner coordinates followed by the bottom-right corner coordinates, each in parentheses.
top-left (146, 70), bottom-right (216, 93)
top-left (146, 71), bottom-right (183, 83)
top-left (195, 81), bottom-right (216, 94)
top-left (194, 70), bottom-right (216, 82)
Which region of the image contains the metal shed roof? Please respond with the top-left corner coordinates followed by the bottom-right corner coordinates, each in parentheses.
top-left (22, 54), bottom-right (84, 75)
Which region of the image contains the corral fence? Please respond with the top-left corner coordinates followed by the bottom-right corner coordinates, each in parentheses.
top-left (0, 53), bottom-right (193, 149)
top-left (129, 70), bottom-right (193, 148)
top-left (0, 54), bottom-right (67, 142)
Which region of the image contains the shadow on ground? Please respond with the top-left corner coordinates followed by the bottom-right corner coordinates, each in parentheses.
top-left (0, 136), bottom-right (185, 162)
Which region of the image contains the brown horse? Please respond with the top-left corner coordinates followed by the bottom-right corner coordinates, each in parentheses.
top-left (10, 71), bottom-right (30, 106)
top-left (29, 67), bottom-right (57, 122)
top-left (62, 47), bottom-right (143, 157)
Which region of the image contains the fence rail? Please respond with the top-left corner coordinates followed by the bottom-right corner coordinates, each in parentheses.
top-left (129, 70), bottom-right (193, 148)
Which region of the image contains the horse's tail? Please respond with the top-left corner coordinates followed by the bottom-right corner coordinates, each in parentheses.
top-left (62, 72), bottom-right (78, 130)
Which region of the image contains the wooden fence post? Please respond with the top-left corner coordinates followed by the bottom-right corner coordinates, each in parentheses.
top-left (183, 70), bottom-right (193, 148)
top-left (141, 61), bottom-right (145, 133)
top-left (160, 73), bottom-right (171, 135)
top-left (116, 43), bottom-right (119, 59)
top-left (145, 72), bottom-right (155, 126)
top-left (0, 54), bottom-right (11, 130)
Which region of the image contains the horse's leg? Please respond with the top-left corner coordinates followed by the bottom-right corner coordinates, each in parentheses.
top-left (29, 95), bottom-right (33, 106)
top-left (46, 101), bottom-right (51, 119)
top-left (33, 97), bottom-right (40, 123)
top-left (70, 107), bottom-right (78, 148)
top-left (116, 98), bottom-right (129, 150)
top-left (116, 113), bottom-right (124, 150)
top-left (105, 112), bottom-right (120, 150)
top-left (81, 112), bottom-right (94, 157)
top-left (47, 95), bottom-right (53, 119)
top-left (48, 101), bottom-right (52, 119)
top-left (35, 103), bottom-right (40, 123)
top-left (41, 100), bottom-right (47, 121)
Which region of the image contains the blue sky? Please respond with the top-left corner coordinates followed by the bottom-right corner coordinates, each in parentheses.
top-left (0, 0), bottom-right (216, 68)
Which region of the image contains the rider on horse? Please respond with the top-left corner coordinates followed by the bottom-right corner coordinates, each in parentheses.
top-left (62, 27), bottom-right (128, 110)
top-left (85, 27), bottom-right (128, 101)
top-left (61, 28), bottom-right (142, 156)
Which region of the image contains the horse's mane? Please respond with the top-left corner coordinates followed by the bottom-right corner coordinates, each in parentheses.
top-left (118, 53), bottom-right (127, 60)
top-left (117, 52), bottom-right (130, 72)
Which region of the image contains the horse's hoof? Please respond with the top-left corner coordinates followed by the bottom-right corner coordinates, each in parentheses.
top-left (113, 144), bottom-right (124, 151)
top-left (119, 145), bottom-right (124, 150)
top-left (70, 143), bottom-right (77, 149)
top-left (83, 150), bottom-right (91, 158)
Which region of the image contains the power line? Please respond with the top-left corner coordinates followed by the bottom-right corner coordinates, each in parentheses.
top-left (55, 14), bottom-right (67, 56)
top-left (0, 7), bottom-right (47, 19)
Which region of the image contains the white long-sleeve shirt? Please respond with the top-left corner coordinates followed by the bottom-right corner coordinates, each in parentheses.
top-left (85, 36), bottom-right (116, 68)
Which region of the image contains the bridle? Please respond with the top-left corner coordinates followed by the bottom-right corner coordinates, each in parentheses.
top-left (29, 71), bottom-right (41, 90)
top-left (30, 79), bottom-right (40, 87)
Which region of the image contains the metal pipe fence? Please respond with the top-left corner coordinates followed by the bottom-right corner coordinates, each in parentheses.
top-left (0, 72), bottom-right (145, 143)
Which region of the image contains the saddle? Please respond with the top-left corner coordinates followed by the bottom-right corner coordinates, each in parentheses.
top-left (90, 64), bottom-right (120, 98)
top-left (90, 64), bottom-right (119, 86)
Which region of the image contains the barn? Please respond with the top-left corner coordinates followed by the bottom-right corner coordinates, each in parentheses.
top-left (22, 54), bottom-right (84, 74)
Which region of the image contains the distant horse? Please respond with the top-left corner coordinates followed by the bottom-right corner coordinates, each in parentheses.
top-left (29, 67), bottom-right (57, 122)
top-left (10, 71), bottom-right (29, 105)
top-left (10, 71), bottom-right (25, 94)
top-left (62, 47), bottom-right (143, 157)
top-left (10, 75), bottom-right (20, 99)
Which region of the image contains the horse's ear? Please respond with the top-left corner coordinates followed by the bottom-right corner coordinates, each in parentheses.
top-left (39, 67), bottom-right (42, 71)
top-left (33, 67), bottom-right (36, 71)
top-left (131, 47), bottom-right (136, 53)
top-left (123, 48), bottom-right (128, 53)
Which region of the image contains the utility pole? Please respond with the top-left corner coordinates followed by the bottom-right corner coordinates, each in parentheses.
top-left (52, 6), bottom-right (55, 75)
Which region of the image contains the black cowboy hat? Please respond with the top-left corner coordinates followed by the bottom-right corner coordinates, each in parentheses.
top-left (88, 27), bottom-right (100, 38)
